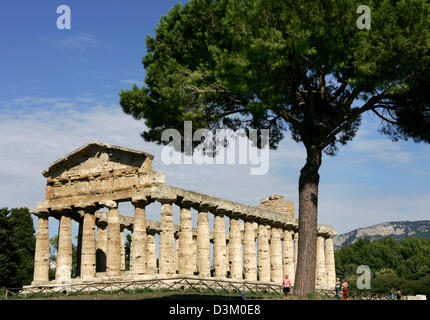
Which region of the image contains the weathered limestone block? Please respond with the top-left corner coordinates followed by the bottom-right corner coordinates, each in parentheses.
top-left (177, 231), bottom-right (182, 272)
top-left (257, 194), bottom-right (294, 218)
top-left (96, 223), bottom-right (107, 272)
top-left (105, 202), bottom-right (121, 277)
top-left (270, 227), bottom-right (283, 284)
top-left (146, 233), bottom-right (157, 274)
top-left (315, 235), bottom-right (327, 289)
top-left (178, 206), bottom-right (194, 276)
top-left (325, 235), bottom-right (336, 290)
top-left (159, 201), bottom-right (175, 276)
top-left (120, 215), bottom-right (134, 229)
top-left (243, 220), bottom-right (257, 281)
top-left (56, 212), bottom-right (73, 283)
top-left (213, 213), bottom-right (228, 278)
top-left (197, 210), bottom-right (210, 277)
top-left (101, 177), bottom-right (111, 194)
top-left (226, 239), bottom-right (230, 271)
top-left (33, 213), bottom-right (49, 284)
top-left (282, 229), bottom-right (295, 286)
top-left (43, 142), bottom-right (163, 201)
top-left (294, 232), bottom-right (299, 269)
top-left (258, 224), bottom-right (270, 283)
top-left (229, 217), bottom-right (242, 280)
top-left (131, 200), bottom-right (147, 275)
top-left (174, 238), bottom-right (178, 274)
top-left (81, 210), bottom-right (96, 279)
top-left (192, 235), bottom-right (198, 273)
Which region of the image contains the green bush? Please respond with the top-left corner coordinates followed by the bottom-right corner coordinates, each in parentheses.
top-left (336, 237), bottom-right (430, 298)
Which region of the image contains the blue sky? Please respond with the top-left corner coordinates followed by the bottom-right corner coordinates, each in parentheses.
top-left (0, 1), bottom-right (429, 243)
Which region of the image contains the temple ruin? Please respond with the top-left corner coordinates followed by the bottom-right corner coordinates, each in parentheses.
top-left (28, 142), bottom-right (337, 291)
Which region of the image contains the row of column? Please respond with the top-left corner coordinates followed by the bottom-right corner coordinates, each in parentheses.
top-left (32, 200), bottom-right (336, 289)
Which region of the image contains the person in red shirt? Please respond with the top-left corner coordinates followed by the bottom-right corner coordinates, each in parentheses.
top-left (342, 279), bottom-right (349, 300)
top-left (283, 275), bottom-right (291, 297)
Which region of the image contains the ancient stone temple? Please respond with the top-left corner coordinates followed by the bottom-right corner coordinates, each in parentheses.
top-left (28, 142), bottom-right (337, 290)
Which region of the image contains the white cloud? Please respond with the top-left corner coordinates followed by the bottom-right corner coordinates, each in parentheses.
top-left (349, 130), bottom-right (412, 163)
top-left (56, 33), bottom-right (96, 53)
top-left (38, 33), bottom-right (97, 64)
top-left (11, 96), bottom-right (69, 107)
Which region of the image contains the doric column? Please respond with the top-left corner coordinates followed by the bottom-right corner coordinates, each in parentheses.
top-left (229, 216), bottom-right (242, 280)
top-left (96, 221), bottom-right (107, 272)
top-left (146, 232), bottom-right (157, 274)
top-left (197, 209), bottom-right (210, 277)
top-left (270, 226), bottom-right (283, 284)
top-left (192, 235), bottom-right (198, 274)
top-left (159, 199), bottom-right (175, 276)
top-left (282, 229), bottom-right (295, 286)
top-left (213, 212), bottom-right (228, 278)
top-left (227, 240), bottom-right (230, 272)
top-left (325, 233), bottom-right (337, 290)
top-left (315, 235), bottom-right (327, 289)
top-left (176, 232), bottom-right (181, 273)
top-left (173, 238), bottom-right (179, 274)
top-left (56, 209), bottom-right (73, 283)
top-left (120, 227), bottom-right (125, 271)
top-left (78, 204), bottom-right (97, 280)
top-left (258, 223), bottom-right (270, 282)
top-left (103, 200), bottom-right (121, 277)
top-left (178, 205), bottom-right (194, 276)
top-left (32, 211), bottom-right (49, 285)
top-left (243, 220), bottom-right (257, 281)
top-left (294, 232), bottom-right (299, 270)
top-left (174, 238), bottom-right (178, 274)
top-left (131, 198), bottom-right (148, 275)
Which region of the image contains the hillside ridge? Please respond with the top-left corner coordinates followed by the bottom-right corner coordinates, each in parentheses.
top-left (334, 220), bottom-right (430, 250)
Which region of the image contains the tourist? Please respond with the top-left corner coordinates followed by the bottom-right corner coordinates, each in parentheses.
top-left (335, 278), bottom-right (341, 299)
top-left (396, 288), bottom-right (402, 300)
top-left (341, 279), bottom-right (348, 300)
top-left (390, 288), bottom-right (396, 299)
top-left (282, 274), bottom-right (291, 297)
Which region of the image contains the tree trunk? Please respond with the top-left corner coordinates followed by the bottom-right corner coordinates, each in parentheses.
top-left (293, 145), bottom-right (322, 296)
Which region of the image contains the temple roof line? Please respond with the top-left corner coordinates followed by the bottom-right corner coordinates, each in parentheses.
top-left (42, 142), bottom-right (154, 177)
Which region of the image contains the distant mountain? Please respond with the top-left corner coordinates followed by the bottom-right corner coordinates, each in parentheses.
top-left (334, 220), bottom-right (430, 250)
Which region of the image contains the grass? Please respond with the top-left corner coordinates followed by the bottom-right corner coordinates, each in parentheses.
top-left (2, 288), bottom-right (340, 300)
top-left (2, 287), bottom-right (292, 300)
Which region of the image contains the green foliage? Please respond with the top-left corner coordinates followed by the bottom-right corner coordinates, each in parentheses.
top-left (0, 207), bottom-right (35, 288)
top-left (120, 0), bottom-right (430, 154)
top-left (335, 236), bottom-right (430, 297)
top-left (125, 233), bottom-right (131, 270)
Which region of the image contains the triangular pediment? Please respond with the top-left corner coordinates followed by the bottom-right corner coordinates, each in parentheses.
top-left (42, 142), bottom-right (154, 179)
